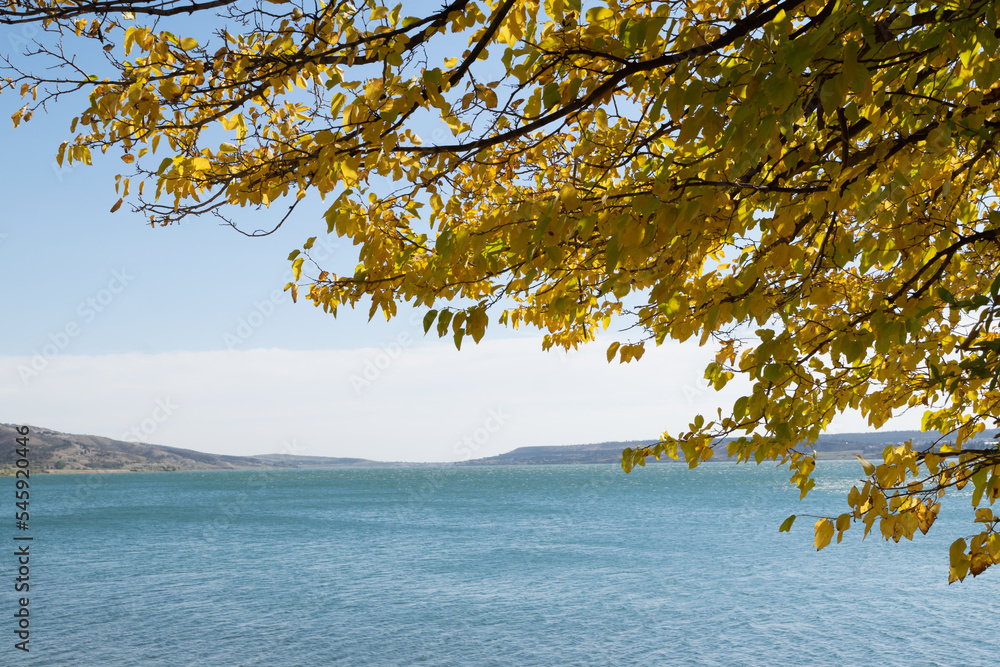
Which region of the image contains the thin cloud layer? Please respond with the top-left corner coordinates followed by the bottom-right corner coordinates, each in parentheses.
top-left (0, 338), bottom-right (919, 461)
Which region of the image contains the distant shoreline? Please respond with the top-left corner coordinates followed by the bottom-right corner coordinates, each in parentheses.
top-left (5, 422), bottom-right (992, 475)
top-left (0, 449), bottom-right (875, 476)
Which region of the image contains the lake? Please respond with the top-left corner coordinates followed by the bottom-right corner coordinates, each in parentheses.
top-left (9, 462), bottom-right (998, 665)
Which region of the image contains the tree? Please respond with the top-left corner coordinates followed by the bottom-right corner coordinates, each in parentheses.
top-left (4, 0), bottom-right (1000, 581)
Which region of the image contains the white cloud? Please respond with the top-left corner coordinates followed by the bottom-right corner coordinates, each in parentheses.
top-left (0, 338), bottom-right (745, 461)
top-left (0, 337), bottom-right (922, 462)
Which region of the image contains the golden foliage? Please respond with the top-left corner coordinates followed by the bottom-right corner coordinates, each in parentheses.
top-left (6, 0), bottom-right (1000, 578)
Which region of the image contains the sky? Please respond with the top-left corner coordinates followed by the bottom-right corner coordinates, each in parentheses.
top-left (0, 20), bottom-right (923, 461)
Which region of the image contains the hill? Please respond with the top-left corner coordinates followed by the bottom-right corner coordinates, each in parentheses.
top-left (0, 424), bottom-right (381, 472)
top-left (457, 430), bottom-right (1000, 465)
top-left (457, 440), bottom-right (659, 465)
top-left (3, 423), bottom-right (996, 472)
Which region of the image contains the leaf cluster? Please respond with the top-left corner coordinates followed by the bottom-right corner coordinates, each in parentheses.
top-left (6, 0), bottom-right (1000, 578)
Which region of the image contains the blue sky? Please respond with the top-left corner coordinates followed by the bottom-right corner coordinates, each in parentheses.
top-left (0, 23), bottom-right (921, 461)
top-left (0, 91), bottom-right (750, 461)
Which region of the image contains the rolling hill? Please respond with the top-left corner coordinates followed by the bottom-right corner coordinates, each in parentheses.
top-left (3, 423), bottom-right (996, 472)
top-left (0, 424), bottom-right (380, 472)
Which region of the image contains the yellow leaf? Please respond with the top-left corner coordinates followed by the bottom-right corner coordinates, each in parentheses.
top-left (835, 513), bottom-right (851, 543)
top-left (987, 534), bottom-right (1000, 561)
top-left (855, 455), bottom-right (876, 476)
top-left (10, 105), bottom-right (26, 128)
top-left (595, 108), bottom-right (608, 132)
top-left (468, 307), bottom-right (488, 343)
top-left (969, 551), bottom-right (991, 577)
top-left (341, 161), bottom-right (358, 186)
top-left (916, 502), bottom-right (936, 534)
top-left (949, 538), bottom-right (970, 583)
top-left (814, 518), bottom-right (834, 551)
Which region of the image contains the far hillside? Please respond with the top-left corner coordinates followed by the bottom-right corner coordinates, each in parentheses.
top-left (458, 430), bottom-right (1000, 465)
top-left (3, 423), bottom-right (996, 472)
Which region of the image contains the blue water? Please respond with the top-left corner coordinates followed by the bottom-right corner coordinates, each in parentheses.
top-left (6, 462), bottom-right (998, 665)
